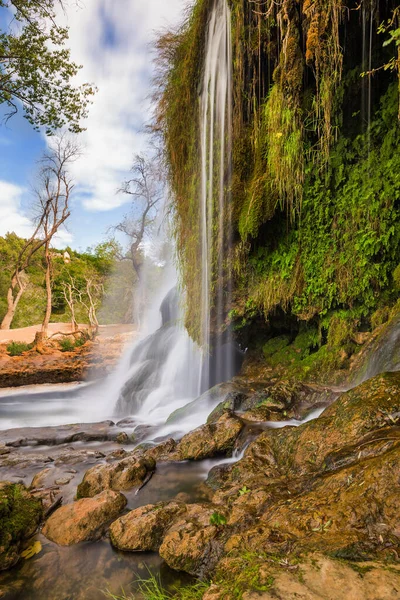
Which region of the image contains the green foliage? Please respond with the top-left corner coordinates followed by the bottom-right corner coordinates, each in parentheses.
top-left (104, 571), bottom-right (208, 600)
top-left (263, 336), bottom-right (290, 358)
top-left (393, 264), bottom-right (400, 290)
top-left (6, 341), bottom-right (32, 356)
top-left (0, 0), bottom-right (95, 133)
top-left (58, 337), bottom-right (75, 352)
top-left (209, 511), bottom-right (227, 527)
top-left (0, 234), bottom-right (133, 328)
top-left (240, 83), bottom-right (400, 328)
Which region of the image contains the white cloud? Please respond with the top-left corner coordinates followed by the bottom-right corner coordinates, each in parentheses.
top-left (55, 0), bottom-right (184, 212)
top-left (0, 181), bottom-right (33, 238)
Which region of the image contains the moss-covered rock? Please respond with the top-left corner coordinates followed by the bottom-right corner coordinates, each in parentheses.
top-left (0, 482), bottom-right (42, 571)
top-left (76, 454), bottom-right (155, 499)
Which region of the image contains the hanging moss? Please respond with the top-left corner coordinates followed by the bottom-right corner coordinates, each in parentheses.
top-left (155, 0), bottom-right (400, 343)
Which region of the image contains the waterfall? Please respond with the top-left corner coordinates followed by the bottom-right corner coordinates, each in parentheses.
top-left (109, 0), bottom-right (236, 432)
top-left (199, 0), bottom-right (234, 390)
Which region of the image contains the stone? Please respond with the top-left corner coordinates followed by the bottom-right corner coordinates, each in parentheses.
top-left (0, 482), bottom-right (42, 571)
top-left (1, 421), bottom-right (118, 448)
top-left (207, 391), bottom-right (248, 423)
top-left (76, 454), bottom-right (155, 498)
top-left (240, 554), bottom-right (400, 599)
top-left (110, 502), bottom-right (184, 552)
top-left (42, 490), bottom-right (127, 546)
top-left (30, 468), bottom-right (53, 489)
top-left (116, 432), bottom-right (130, 444)
top-left (144, 438), bottom-right (177, 461)
top-left (175, 413), bottom-right (244, 461)
top-left (159, 504), bottom-right (226, 578)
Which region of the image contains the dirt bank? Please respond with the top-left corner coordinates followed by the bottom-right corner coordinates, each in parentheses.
top-left (0, 327), bottom-right (135, 388)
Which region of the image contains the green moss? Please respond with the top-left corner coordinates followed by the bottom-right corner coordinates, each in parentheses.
top-left (0, 483), bottom-right (42, 570)
top-left (6, 341), bottom-right (33, 356)
top-left (263, 335), bottom-right (290, 357)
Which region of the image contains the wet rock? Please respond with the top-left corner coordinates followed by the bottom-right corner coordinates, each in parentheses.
top-left (30, 468), bottom-right (53, 490)
top-left (54, 476), bottom-right (74, 486)
top-left (116, 432), bottom-right (130, 444)
top-left (241, 380), bottom-right (336, 422)
top-left (167, 382), bottom-right (244, 425)
top-left (76, 454), bottom-right (155, 498)
top-left (42, 490), bottom-right (127, 546)
top-left (0, 482), bottom-right (42, 571)
top-left (144, 438), bottom-right (177, 461)
top-left (110, 502), bottom-right (184, 552)
top-left (2, 421), bottom-right (118, 448)
top-left (207, 391), bottom-right (248, 423)
top-left (159, 503), bottom-right (226, 578)
top-left (205, 464), bottom-right (232, 491)
top-left (175, 413), bottom-right (244, 461)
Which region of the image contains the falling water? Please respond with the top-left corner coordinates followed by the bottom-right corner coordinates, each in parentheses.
top-left (199, 0), bottom-right (234, 390)
top-left (102, 0), bottom-right (235, 434)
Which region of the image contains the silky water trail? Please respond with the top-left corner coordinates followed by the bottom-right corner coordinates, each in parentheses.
top-left (1, 0), bottom-right (400, 597)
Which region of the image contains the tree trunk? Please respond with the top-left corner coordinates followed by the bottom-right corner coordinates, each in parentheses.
top-left (41, 244), bottom-right (52, 338)
top-left (1, 275), bottom-right (25, 330)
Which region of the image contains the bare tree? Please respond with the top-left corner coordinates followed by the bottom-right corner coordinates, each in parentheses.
top-left (35, 137), bottom-right (79, 341)
top-left (60, 278), bottom-right (79, 333)
top-left (0, 137), bottom-right (78, 331)
top-left (113, 154), bottom-right (163, 281)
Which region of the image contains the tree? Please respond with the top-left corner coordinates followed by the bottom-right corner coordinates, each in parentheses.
top-left (0, 0), bottom-right (95, 133)
top-left (35, 137), bottom-right (78, 339)
top-left (114, 154), bottom-right (163, 281)
top-left (0, 137), bottom-right (77, 331)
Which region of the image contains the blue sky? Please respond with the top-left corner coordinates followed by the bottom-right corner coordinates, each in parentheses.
top-left (0, 0), bottom-right (183, 251)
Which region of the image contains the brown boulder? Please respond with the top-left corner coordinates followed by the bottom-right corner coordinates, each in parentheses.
top-left (159, 504), bottom-right (227, 577)
top-left (76, 454), bottom-right (155, 498)
top-left (175, 413), bottom-right (244, 461)
top-left (42, 490), bottom-right (127, 546)
top-left (110, 502), bottom-right (184, 552)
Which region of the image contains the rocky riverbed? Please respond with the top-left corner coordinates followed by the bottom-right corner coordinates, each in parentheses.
top-left (0, 371), bottom-right (399, 599)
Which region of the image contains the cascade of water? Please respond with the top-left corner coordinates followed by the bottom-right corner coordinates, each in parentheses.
top-left (108, 0), bottom-right (235, 432)
top-left (199, 0), bottom-right (234, 390)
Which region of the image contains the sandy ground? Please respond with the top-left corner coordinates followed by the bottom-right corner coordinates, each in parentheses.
top-left (0, 323), bottom-right (136, 344)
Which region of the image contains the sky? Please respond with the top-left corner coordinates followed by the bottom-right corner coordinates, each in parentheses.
top-left (0, 0), bottom-right (184, 251)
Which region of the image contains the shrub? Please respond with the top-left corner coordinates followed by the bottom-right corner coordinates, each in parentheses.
top-left (6, 342), bottom-right (32, 356)
top-left (58, 337), bottom-right (75, 352)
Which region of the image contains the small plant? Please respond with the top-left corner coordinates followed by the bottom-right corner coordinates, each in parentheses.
top-left (209, 511), bottom-right (227, 527)
top-left (58, 337), bottom-right (75, 352)
top-left (239, 486), bottom-right (251, 496)
top-left (7, 341), bottom-right (32, 356)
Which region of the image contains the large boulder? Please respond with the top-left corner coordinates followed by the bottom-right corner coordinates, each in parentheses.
top-left (76, 454), bottom-right (155, 498)
top-left (0, 482), bottom-right (42, 571)
top-left (110, 502), bottom-right (184, 552)
top-left (42, 490), bottom-right (127, 546)
top-left (175, 413), bottom-right (244, 461)
top-left (159, 504), bottom-right (227, 578)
